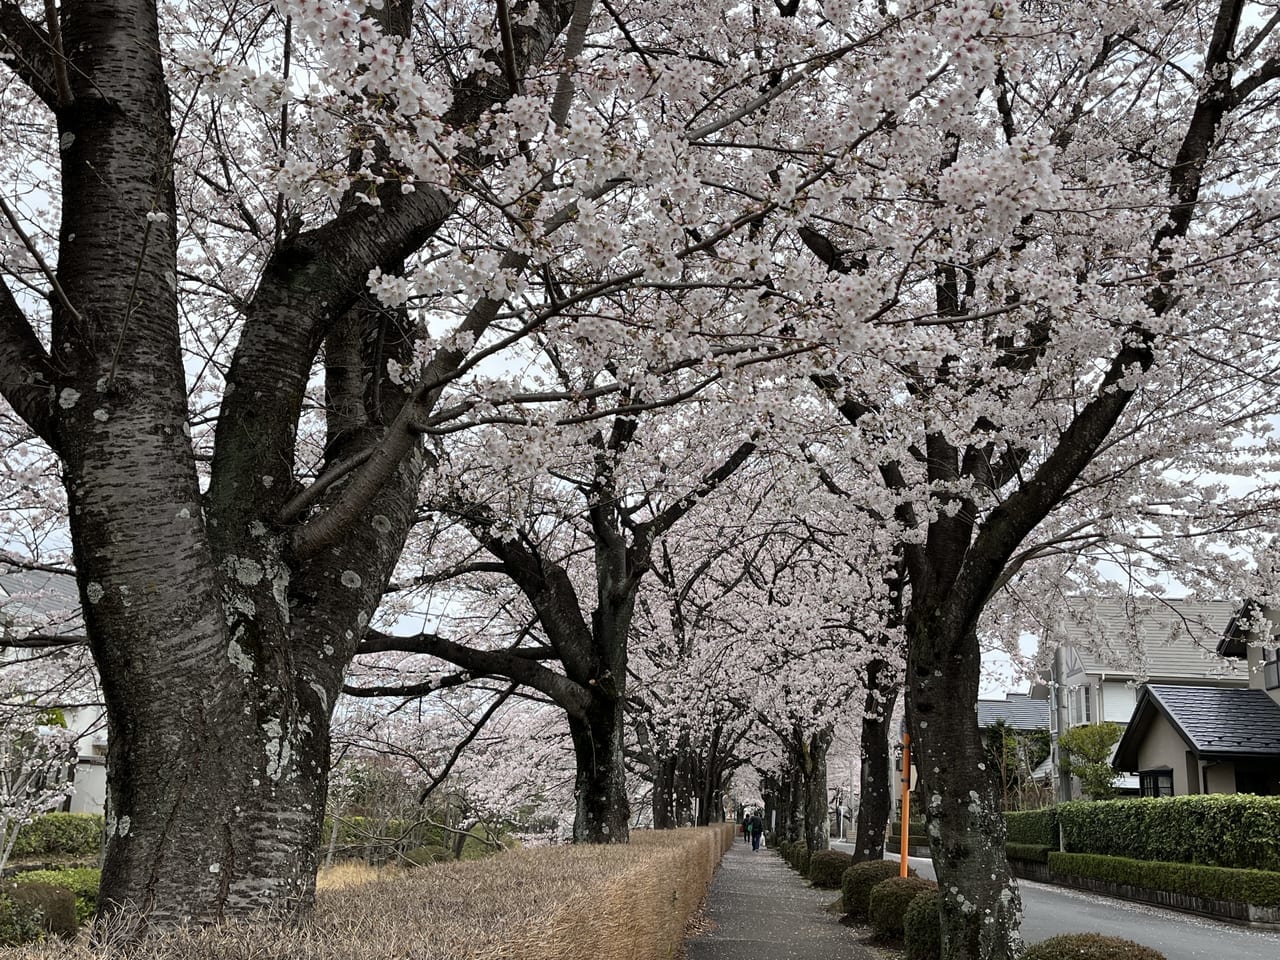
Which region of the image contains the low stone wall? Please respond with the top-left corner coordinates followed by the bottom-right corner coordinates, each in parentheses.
top-left (1007, 858), bottom-right (1280, 929)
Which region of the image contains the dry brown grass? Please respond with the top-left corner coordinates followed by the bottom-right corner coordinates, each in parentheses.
top-left (314, 861), bottom-right (404, 892)
top-left (0, 825), bottom-right (735, 960)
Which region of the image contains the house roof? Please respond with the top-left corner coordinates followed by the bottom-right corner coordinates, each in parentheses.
top-left (977, 693), bottom-right (1050, 731)
top-left (1113, 684), bottom-right (1280, 768)
top-left (1055, 598), bottom-right (1245, 684)
top-left (0, 567), bottom-right (82, 637)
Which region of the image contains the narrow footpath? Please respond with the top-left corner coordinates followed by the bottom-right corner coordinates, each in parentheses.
top-left (685, 839), bottom-right (880, 960)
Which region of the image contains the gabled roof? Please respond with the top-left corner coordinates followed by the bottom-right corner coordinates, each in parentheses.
top-left (977, 693), bottom-right (1050, 731)
top-left (1113, 684), bottom-right (1280, 769)
top-left (0, 567), bottom-right (82, 637)
top-left (1055, 598), bottom-right (1245, 684)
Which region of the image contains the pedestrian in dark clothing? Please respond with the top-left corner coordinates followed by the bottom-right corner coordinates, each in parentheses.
top-left (741, 818), bottom-right (749, 842)
top-left (748, 814), bottom-right (764, 851)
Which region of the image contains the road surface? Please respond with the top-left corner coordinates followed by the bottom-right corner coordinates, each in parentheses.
top-left (829, 842), bottom-right (1280, 960)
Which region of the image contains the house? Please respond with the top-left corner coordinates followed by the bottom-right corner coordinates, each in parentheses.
top-left (977, 692), bottom-right (1050, 733)
top-left (0, 567), bottom-right (107, 816)
top-left (1111, 601), bottom-right (1280, 797)
top-left (1043, 597), bottom-right (1245, 801)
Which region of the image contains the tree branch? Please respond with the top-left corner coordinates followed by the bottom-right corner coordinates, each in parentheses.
top-left (0, 276), bottom-right (59, 448)
top-left (357, 628), bottom-right (592, 718)
top-left (0, 2), bottom-right (58, 108)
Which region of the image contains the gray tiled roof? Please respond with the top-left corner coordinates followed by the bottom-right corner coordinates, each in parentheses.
top-left (1147, 684), bottom-right (1280, 757)
top-left (1056, 598), bottom-right (1245, 683)
top-left (0, 568), bottom-right (82, 635)
top-left (977, 693), bottom-right (1050, 731)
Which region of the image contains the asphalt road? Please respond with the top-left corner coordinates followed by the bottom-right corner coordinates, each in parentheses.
top-left (834, 844), bottom-right (1280, 960)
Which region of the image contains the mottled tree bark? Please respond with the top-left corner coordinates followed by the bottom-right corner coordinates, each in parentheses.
top-left (853, 661), bottom-right (897, 862)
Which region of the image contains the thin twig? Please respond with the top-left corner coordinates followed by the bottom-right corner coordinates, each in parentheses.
top-left (0, 194), bottom-right (81, 323)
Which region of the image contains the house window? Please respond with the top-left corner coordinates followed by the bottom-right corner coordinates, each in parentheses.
top-left (1069, 686), bottom-right (1093, 726)
top-left (1264, 648), bottom-right (1280, 691)
top-left (1139, 770), bottom-right (1173, 797)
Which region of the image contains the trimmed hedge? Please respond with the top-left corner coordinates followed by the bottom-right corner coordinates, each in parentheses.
top-left (1004, 808), bottom-right (1057, 847)
top-left (13, 868), bottom-right (99, 926)
top-left (0, 891), bottom-right (44, 946)
top-left (9, 813), bottom-right (103, 859)
top-left (808, 850), bottom-right (854, 889)
top-left (1022, 933), bottom-right (1165, 960)
top-left (1, 882), bottom-right (76, 939)
top-left (1006, 843), bottom-right (1051, 864)
top-left (793, 846), bottom-right (810, 877)
top-left (842, 859), bottom-right (914, 920)
top-left (869, 876), bottom-right (937, 939)
top-left (1057, 795), bottom-right (1280, 871)
top-left (903, 889), bottom-right (941, 960)
top-left (1048, 852), bottom-right (1280, 906)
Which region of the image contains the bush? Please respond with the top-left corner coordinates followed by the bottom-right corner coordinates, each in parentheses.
top-left (404, 845), bottom-right (453, 866)
top-left (9, 813), bottom-right (103, 859)
top-left (903, 889), bottom-right (941, 960)
top-left (1004, 809), bottom-right (1058, 847)
top-left (808, 850), bottom-right (854, 889)
top-left (793, 846), bottom-right (810, 877)
top-left (1048, 852), bottom-right (1280, 906)
top-left (0, 891), bottom-right (44, 946)
top-left (842, 859), bottom-right (912, 920)
top-left (869, 876), bottom-right (937, 940)
top-left (13, 868), bottom-right (99, 925)
top-left (1006, 843), bottom-right (1051, 863)
top-left (1057, 795), bottom-right (1280, 871)
top-left (1022, 933), bottom-right (1166, 960)
top-left (1, 882), bottom-right (76, 939)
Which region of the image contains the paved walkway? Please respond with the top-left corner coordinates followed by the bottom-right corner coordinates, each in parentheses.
top-left (685, 840), bottom-right (880, 960)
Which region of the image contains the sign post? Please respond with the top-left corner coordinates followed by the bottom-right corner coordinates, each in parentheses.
top-left (899, 731), bottom-right (912, 877)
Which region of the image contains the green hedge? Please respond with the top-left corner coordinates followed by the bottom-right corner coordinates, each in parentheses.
top-left (1004, 808), bottom-right (1057, 847)
top-left (1048, 852), bottom-right (1280, 906)
top-left (808, 850), bottom-right (855, 889)
top-left (1058, 795), bottom-right (1280, 871)
top-left (0, 891), bottom-right (44, 946)
top-left (9, 814), bottom-right (103, 859)
top-left (903, 889), bottom-right (941, 960)
top-left (1022, 933), bottom-right (1165, 960)
top-left (869, 876), bottom-right (937, 939)
top-left (842, 859), bottom-right (913, 920)
top-left (13, 868), bottom-right (99, 926)
top-left (0, 882), bottom-right (76, 939)
top-left (1006, 843), bottom-right (1051, 864)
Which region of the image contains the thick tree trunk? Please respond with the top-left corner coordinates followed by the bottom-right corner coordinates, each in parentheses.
top-left (799, 729), bottom-right (832, 853)
top-left (909, 616), bottom-right (1021, 960)
top-left (568, 692), bottom-right (630, 843)
top-left (854, 662), bottom-right (897, 862)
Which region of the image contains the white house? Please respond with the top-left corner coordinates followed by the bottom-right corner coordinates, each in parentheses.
top-left (0, 567), bottom-right (107, 816)
top-left (1042, 597), bottom-right (1246, 801)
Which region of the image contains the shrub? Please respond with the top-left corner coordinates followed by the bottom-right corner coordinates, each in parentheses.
top-left (1, 882), bottom-right (76, 939)
top-left (1004, 809), bottom-right (1058, 847)
top-left (903, 889), bottom-right (941, 960)
top-left (1048, 852), bottom-right (1280, 906)
top-left (13, 868), bottom-right (99, 925)
top-left (808, 850), bottom-right (854, 889)
top-left (1006, 843), bottom-right (1051, 863)
top-left (1057, 795), bottom-right (1280, 871)
top-left (0, 891), bottom-right (44, 946)
top-left (869, 876), bottom-right (937, 940)
top-left (404, 845), bottom-right (452, 866)
top-left (9, 813), bottom-right (103, 859)
top-left (793, 846), bottom-right (810, 877)
top-left (842, 859), bottom-right (911, 920)
top-left (1022, 933), bottom-right (1166, 960)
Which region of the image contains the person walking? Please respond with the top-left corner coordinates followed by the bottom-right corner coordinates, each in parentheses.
top-left (748, 813), bottom-right (764, 852)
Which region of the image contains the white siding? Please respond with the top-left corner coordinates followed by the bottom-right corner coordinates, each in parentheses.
top-left (1102, 682), bottom-right (1137, 723)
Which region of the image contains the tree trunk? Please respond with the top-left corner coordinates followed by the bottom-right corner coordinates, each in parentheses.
top-left (651, 755), bottom-right (677, 829)
top-left (568, 691), bottom-right (630, 843)
top-left (799, 729), bottom-right (832, 853)
top-left (854, 661), bottom-right (898, 862)
top-left (909, 616), bottom-right (1022, 960)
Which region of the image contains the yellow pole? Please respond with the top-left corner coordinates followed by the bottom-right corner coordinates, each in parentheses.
top-left (899, 731), bottom-right (911, 877)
